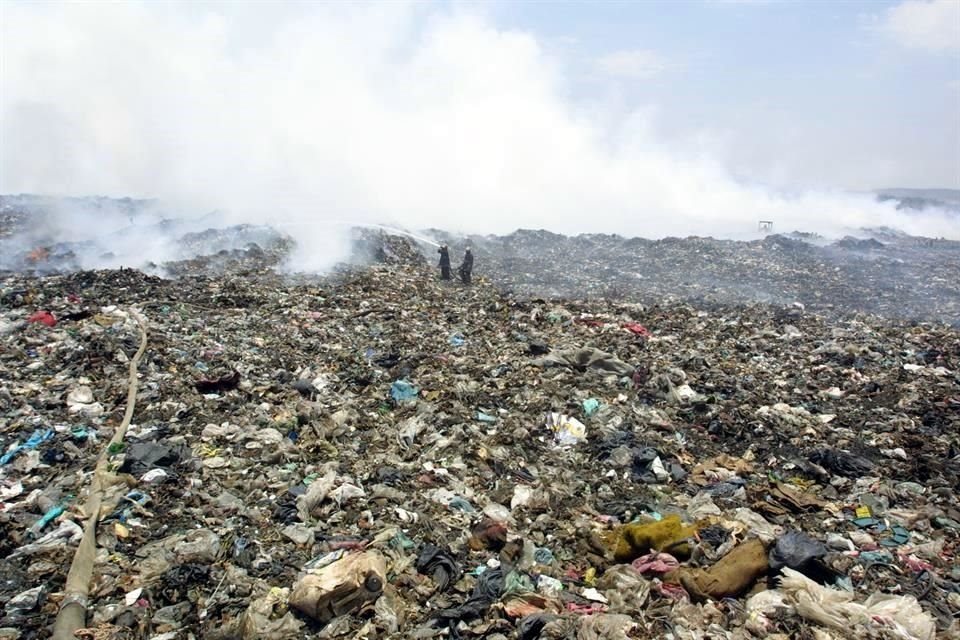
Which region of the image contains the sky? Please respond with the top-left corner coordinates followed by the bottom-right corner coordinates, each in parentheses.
top-left (1, 0), bottom-right (958, 245)
top-left (497, 0), bottom-right (960, 190)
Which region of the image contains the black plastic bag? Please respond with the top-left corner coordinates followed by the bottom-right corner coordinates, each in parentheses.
top-left (416, 544), bottom-right (461, 592)
top-left (809, 449), bottom-right (874, 477)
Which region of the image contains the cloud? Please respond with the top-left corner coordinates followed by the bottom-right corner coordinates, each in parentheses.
top-left (1, 1), bottom-right (957, 274)
top-left (595, 49), bottom-right (675, 79)
top-left (876, 0), bottom-right (960, 52)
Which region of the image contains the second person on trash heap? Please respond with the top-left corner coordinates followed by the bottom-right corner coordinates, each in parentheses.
top-left (459, 247), bottom-right (474, 285)
top-left (438, 245), bottom-right (451, 280)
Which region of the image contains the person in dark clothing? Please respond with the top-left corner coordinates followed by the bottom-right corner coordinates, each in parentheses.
top-left (458, 247), bottom-right (474, 285)
top-left (438, 245), bottom-right (451, 280)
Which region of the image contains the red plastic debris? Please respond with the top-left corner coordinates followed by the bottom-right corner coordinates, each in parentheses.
top-left (27, 311), bottom-right (57, 327)
top-left (622, 322), bottom-right (651, 337)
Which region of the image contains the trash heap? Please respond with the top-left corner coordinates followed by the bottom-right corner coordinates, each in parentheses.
top-left (4, 194), bottom-right (959, 323)
top-left (1, 252), bottom-right (958, 639)
top-left (431, 230), bottom-right (960, 324)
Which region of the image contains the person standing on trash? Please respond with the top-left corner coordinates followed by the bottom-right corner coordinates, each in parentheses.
top-left (438, 245), bottom-right (451, 280)
top-left (459, 247), bottom-right (474, 285)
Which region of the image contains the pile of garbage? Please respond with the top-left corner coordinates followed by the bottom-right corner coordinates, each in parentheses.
top-left (432, 229), bottom-right (960, 324)
top-left (1, 250), bottom-right (957, 639)
top-left (0, 196), bottom-right (299, 277)
top-left (4, 195), bottom-right (960, 323)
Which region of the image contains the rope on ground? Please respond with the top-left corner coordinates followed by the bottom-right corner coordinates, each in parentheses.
top-left (52, 308), bottom-right (148, 640)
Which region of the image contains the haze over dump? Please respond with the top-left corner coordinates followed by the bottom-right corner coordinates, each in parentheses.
top-left (2, 1), bottom-right (959, 266)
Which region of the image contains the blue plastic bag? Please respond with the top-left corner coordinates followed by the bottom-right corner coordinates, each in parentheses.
top-left (390, 380), bottom-right (419, 402)
top-left (0, 429), bottom-right (54, 465)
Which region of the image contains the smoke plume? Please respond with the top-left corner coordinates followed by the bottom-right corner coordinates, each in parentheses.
top-left (1, 2), bottom-right (957, 272)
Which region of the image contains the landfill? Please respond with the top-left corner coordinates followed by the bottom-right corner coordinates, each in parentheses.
top-left (1, 207), bottom-right (959, 639)
top-left (427, 228), bottom-right (960, 324)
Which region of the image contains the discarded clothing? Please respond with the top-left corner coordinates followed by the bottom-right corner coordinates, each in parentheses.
top-left (612, 514), bottom-right (700, 562)
top-left (675, 538), bottom-right (769, 602)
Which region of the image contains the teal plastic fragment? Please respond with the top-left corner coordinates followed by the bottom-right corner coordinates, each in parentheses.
top-left (448, 497), bottom-right (475, 513)
top-left (503, 570), bottom-right (535, 594)
top-left (534, 547), bottom-right (555, 564)
top-left (859, 551), bottom-right (893, 563)
top-left (31, 504), bottom-right (66, 535)
top-left (390, 532), bottom-right (416, 551)
top-left (582, 398), bottom-right (601, 417)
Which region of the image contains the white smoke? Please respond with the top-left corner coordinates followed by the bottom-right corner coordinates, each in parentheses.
top-left (1, 1), bottom-right (957, 272)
